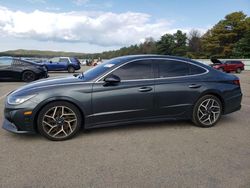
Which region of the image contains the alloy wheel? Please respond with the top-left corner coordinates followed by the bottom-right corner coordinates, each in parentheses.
top-left (197, 98), bottom-right (221, 126)
top-left (42, 106), bottom-right (78, 139)
top-left (22, 71), bottom-right (35, 82)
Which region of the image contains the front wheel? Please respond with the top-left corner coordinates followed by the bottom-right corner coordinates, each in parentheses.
top-left (37, 101), bottom-right (82, 141)
top-left (192, 95), bottom-right (222, 128)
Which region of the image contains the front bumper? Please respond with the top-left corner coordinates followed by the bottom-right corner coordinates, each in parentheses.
top-left (2, 118), bottom-right (31, 134)
top-left (3, 102), bottom-right (37, 134)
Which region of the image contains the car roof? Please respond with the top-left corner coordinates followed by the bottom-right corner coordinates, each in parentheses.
top-left (112, 54), bottom-right (206, 67)
top-left (117, 54), bottom-right (192, 61)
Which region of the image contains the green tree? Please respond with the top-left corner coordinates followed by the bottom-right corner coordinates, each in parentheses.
top-left (156, 30), bottom-right (187, 56)
top-left (233, 30), bottom-right (250, 58)
top-left (187, 29), bottom-right (202, 58)
top-left (156, 34), bottom-right (175, 55)
top-left (139, 37), bottom-right (157, 54)
top-left (202, 11), bottom-right (249, 58)
top-left (173, 30), bottom-right (188, 56)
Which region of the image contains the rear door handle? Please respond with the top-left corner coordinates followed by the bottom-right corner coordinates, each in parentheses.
top-left (189, 84), bottom-right (201, 89)
top-left (139, 87), bottom-right (152, 92)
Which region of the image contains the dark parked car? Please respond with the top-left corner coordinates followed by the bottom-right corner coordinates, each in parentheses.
top-left (0, 57), bottom-right (48, 82)
top-left (210, 58), bottom-right (245, 73)
top-left (44, 57), bottom-right (81, 73)
top-left (3, 55), bottom-right (242, 141)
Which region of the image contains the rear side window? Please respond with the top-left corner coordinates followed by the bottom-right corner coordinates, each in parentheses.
top-left (70, 57), bottom-right (80, 64)
top-left (12, 59), bottom-right (26, 66)
top-left (156, 59), bottom-right (206, 78)
top-left (226, 61), bottom-right (241, 64)
top-left (157, 60), bottom-right (190, 78)
top-left (0, 58), bottom-right (13, 66)
top-left (190, 64), bottom-right (207, 75)
top-left (111, 60), bottom-right (153, 80)
top-left (59, 58), bottom-right (69, 63)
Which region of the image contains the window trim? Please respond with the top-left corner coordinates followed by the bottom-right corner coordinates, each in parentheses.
top-left (108, 59), bottom-right (154, 81)
top-left (95, 58), bottom-right (209, 83)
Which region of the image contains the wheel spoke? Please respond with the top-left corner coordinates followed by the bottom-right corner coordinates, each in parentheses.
top-left (52, 107), bottom-right (58, 118)
top-left (197, 98), bottom-right (221, 126)
top-left (43, 121), bottom-right (54, 128)
top-left (42, 105), bottom-right (77, 138)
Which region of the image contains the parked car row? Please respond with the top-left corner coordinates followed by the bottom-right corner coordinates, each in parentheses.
top-left (0, 56), bottom-right (82, 82)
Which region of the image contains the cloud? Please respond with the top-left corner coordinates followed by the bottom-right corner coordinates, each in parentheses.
top-left (26, 0), bottom-right (46, 4)
top-left (73, 0), bottom-right (90, 6)
top-left (0, 6), bottom-right (206, 47)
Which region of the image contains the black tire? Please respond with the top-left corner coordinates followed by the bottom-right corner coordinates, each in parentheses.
top-left (68, 66), bottom-right (75, 73)
top-left (236, 68), bottom-right (242, 74)
top-left (192, 95), bottom-right (222, 128)
top-left (22, 71), bottom-right (36, 82)
top-left (37, 101), bottom-right (82, 141)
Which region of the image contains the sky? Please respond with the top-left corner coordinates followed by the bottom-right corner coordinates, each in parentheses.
top-left (0, 0), bottom-right (249, 53)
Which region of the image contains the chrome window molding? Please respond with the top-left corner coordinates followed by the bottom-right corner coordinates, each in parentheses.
top-left (94, 58), bottom-right (209, 83)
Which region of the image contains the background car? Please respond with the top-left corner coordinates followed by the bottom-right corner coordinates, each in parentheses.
top-left (44, 57), bottom-right (81, 73)
top-left (210, 58), bottom-right (245, 73)
top-left (0, 57), bottom-right (48, 82)
top-left (3, 55), bottom-right (242, 141)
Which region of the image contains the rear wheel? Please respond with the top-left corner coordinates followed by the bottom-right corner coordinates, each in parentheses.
top-left (37, 101), bottom-right (82, 141)
top-left (236, 68), bottom-right (242, 74)
top-left (192, 95), bottom-right (222, 128)
top-left (68, 66), bottom-right (75, 73)
top-left (22, 71), bottom-right (36, 82)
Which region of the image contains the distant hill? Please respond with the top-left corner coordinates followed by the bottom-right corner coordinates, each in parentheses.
top-left (0, 49), bottom-right (88, 58)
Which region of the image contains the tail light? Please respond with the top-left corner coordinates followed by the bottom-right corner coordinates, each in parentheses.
top-left (233, 79), bottom-right (240, 86)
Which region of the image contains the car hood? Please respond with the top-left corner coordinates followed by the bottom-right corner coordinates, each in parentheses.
top-left (12, 76), bottom-right (85, 95)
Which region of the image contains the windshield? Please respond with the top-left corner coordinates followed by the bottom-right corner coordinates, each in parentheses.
top-left (80, 58), bottom-right (123, 81)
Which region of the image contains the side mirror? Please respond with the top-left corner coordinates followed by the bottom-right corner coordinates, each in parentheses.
top-left (104, 74), bottom-right (120, 83)
top-left (49, 61), bottom-right (52, 64)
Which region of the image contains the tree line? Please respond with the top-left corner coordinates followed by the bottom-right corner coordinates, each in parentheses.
top-left (91, 11), bottom-right (250, 59)
top-left (0, 11), bottom-right (249, 59)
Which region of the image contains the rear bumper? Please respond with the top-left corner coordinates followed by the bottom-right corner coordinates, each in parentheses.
top-left (223, 93), bottom-right (242, 115)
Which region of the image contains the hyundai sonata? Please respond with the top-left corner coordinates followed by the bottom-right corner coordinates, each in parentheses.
top-left (3, 55), bottom-right (242, 141)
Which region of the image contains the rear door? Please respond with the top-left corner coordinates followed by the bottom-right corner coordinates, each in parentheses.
top-left (225, 61), bottom-right (234, 71)
top-left (0, 58), bottom-right (13, 79)
top-left (58, 58), bottom-right (70, 70)
top-left (154, 59), bottom-right (206, 117)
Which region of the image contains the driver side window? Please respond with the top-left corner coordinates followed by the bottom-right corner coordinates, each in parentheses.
top-left (109, 60), bottom-right (153, 81)
top-left (0, 58), bottom-right (12, 67)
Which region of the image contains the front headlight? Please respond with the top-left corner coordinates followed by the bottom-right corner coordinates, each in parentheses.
top-left (7, 94), bottom-right (37, 105)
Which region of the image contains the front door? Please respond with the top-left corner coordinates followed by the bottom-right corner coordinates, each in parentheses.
top-left (90, 59), bottom-right (155, 127)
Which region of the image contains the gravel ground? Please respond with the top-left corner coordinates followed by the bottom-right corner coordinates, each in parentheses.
top-left (0, 68), bottom-right (249, 188)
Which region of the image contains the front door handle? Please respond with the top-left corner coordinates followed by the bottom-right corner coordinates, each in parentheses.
top-left (139, 87), bottom-right (152, 92)
top-left (189, 84), bottom-right (201, 89)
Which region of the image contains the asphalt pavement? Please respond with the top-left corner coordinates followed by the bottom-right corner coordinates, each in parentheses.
top-left (0, 68), bottom-right (249, 188)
